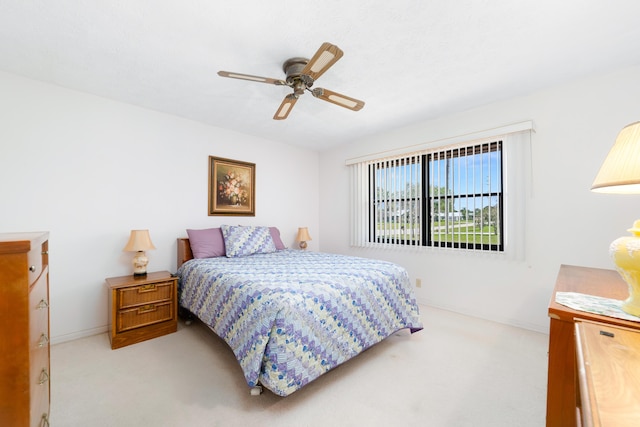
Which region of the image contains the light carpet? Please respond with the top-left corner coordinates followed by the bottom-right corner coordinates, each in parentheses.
top-left (50, 305), bottom-right (548, 426)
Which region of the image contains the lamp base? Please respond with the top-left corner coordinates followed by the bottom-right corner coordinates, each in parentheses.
top-left (299, 241), bottom-right (307, 250)
top-left (610, 220), bottom-right (640, 317)
top-left (132, 251), bottom-right (149, 276)
top-left (622, 297), bottom-right (640, 317)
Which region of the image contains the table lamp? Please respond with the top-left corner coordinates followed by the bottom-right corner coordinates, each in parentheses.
top-left (122, 229), bottom-right (156, 276)
top-left (592, 121), bottom-right (640, 316)
top-left (296, 227), bottom-right (312, 250)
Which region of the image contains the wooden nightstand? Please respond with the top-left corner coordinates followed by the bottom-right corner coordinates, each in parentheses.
top-left (106, 271), bottom-right (178, 349)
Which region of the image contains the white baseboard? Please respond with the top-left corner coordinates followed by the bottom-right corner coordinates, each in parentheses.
top-left (421, 302), bottom-right (549, 335)
top-left (50, 325), bottom-right (108, 345)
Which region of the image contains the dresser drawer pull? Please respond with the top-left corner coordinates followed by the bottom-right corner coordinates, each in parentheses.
top-left (41, 413), bottom-right (50, 427)
top-left (29, 265), bottom-right (37, 272)
top-left (38, 368), bottom-right (49, 385)
top-left (37, 299), bottom-right (49, 310)
top-left (139, 284), bottom-right (157, 292)
top-left (138, 304), bottom-right (157, 314)
top-left (42, 250), bottom-right (49, 255)
top-left (38, 333), bottom-right (50, 347)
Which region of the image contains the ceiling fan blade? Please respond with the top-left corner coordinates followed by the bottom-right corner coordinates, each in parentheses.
top-left (301, 42), bottom-right (343, 82)
top-left (273, 94), bottom-right (298, 120)
top-left (218, 71), bottom-right (286, 86)
top-left (311, 88), bottom-right (365, 111)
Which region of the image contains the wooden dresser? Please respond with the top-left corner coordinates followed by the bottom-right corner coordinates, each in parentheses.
top-left (547, 264), bottom-right (640, 427)
top-left (575, 320), bottom-right (640, 426)
top-left (0, 232), bottom-right (50, 427)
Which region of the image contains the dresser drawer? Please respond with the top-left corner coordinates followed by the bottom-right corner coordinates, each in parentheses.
top-left (116, 300), bottom-right (174, 332)
top-left (29, 346), bottom-right (49, 427)
top-left (118, 280), bottom-right (174, 309)
top-left (29, 272), bottom-right (49, 348)
top-left (575, 320), bottom-right (640, 426)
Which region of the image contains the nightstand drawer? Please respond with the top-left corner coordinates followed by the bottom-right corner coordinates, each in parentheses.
top-left (118, 280), bottom-right (174, 308)
top-left (116, 300), bottom-right (174, 332)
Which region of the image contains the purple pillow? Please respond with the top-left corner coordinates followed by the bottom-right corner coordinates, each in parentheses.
top-left (186, 228), bottom-right (226, 258)
top-left (269, 227), bottom-right (286, 250)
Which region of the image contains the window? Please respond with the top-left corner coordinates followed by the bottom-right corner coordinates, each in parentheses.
top-left (348, 122), bottom-right (532, 258)
top-left (368, 141), bottom-right (503, 251)
top-left (426, 141), bottom-right (503, 251)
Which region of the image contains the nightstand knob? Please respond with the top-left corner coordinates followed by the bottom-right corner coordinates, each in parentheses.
top-left (37, 299), bottom-right (49, 310)
top-left (29, 265), bottom-right (37, 272)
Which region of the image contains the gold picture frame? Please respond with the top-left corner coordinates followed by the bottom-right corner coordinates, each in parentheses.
top-left (208, 156), bottom-right (255, 216)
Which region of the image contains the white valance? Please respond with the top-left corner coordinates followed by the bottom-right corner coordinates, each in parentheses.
top-left (345, 120), bottom-right (535, 166)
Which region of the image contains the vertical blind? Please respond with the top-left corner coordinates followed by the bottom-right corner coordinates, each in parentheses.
top-left (374, 154), bottom-right (422, 246)
top-left (350, 154), bottom-right (423, 248)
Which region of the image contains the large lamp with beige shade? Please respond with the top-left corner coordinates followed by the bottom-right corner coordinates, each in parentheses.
top-left (592, 121), bottom-right (640, 316)
top-left (122, 229), bottom-right (156, 276)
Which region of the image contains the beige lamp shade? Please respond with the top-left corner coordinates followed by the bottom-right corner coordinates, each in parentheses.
top-left (296, 227), bottom-right (312, 242)
top-left (592, 121), bottom-right (640, 194)
top-left (122, 230), bottom-right (156, 276)
top-left (296, 227), bottom-right (312, 250)
top-left (122, 229), bottom-right (156, 252)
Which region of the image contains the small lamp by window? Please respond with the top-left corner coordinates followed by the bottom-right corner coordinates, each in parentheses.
top-left (122, 229), bottom-right (156, 276)
top-left (592, 121), bottom-right (640, 316)
top-left (296, 227), bottom-right (312, 250)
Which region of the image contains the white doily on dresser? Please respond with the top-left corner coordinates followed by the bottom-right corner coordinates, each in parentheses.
top-left (555, 291), bottom-right (640, 323)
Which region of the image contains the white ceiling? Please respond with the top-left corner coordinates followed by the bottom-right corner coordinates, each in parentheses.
top-left (2, 1), bottom-right (640, 151)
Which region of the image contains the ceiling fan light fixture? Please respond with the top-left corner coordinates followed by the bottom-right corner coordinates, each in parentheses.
top-left (293, 80), bottom-right (306, 95)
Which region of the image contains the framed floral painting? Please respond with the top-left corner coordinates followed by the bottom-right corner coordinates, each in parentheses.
top-left (208, 156), bottom-right (255, 216)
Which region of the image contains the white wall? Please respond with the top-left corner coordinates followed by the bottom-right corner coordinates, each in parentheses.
top-left (319, 65), bottom-right (640, 333)
top-left (0, 71), bottom-right (320, 343)
top-left (3, 65), bottom-right (640, 341)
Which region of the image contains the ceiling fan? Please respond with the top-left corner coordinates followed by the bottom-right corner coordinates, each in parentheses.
top-left (218, 42), bottom-right (365, 120)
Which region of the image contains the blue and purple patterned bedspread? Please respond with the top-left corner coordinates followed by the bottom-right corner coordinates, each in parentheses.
top-left (177, 250), bottom-right (422, 396)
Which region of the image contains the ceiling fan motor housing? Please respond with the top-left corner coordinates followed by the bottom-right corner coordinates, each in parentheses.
top-left (283, 57), bottom-right (314, 95)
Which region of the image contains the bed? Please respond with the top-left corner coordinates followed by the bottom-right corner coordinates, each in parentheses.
top-left (176, 226), bottom-right (423, 396)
